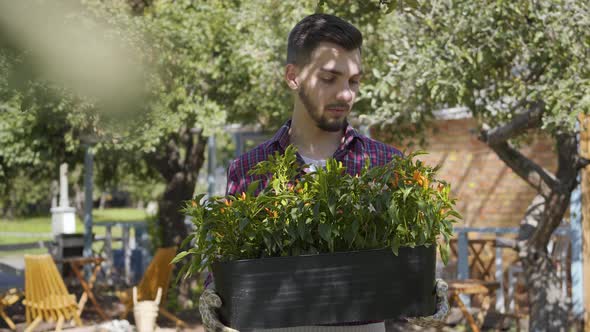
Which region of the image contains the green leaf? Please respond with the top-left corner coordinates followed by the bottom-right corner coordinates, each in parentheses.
top-left (246, 180), bottom-right (260, 196)
top-left (351, 219), bottom-right (359, 234)
top-left (175, 263), bottom-right (189, 283)
top-left (238, 218), bottom-right (250, 231)
top-left (318, 223), bottom-right (332, 243)
top-left (328, 201), bottom-right (336, 216)
top-left (447, 210), bottom-right (463, 219)
top-left (440, 242), bottom-right (450, 265)
top-left (179, 234), bottom-right (195, 250)
top-left (298, 217), bottom-right (310, 240)
top-left (391, 236), bottom-right (401, 255)
top-left (171, 251), bottom-right (190, 264)
top-left (401, 187), bottom-right (413, 203)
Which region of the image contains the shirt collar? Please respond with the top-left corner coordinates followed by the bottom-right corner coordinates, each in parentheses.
top-left (265, 120), bottom-right (292, 151)
top-left (265, 119), bottom-right (362, 153)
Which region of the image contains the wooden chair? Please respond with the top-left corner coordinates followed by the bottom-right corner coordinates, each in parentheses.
top-left (117, 247), bottom-right (186, 327)
top-left (0, 288), bottom-right (20, 330)
top-left (23, 254), bottom-right (82, 332)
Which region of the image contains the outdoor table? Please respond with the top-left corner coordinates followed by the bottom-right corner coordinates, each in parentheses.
top-left (60, 256), bottom-right (109, 321)
top-left (447, 279), bottom-right (500, 332)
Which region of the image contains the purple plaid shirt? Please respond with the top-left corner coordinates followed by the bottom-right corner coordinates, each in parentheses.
top-left (206, 120), bottom-right (402, 327)
top-left (226, 119), bottom-right (402, 196)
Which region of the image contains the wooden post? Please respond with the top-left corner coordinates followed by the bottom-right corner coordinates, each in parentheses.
top-left (494, 237), bottom-right (504, 313)
top-left (122, 225), bottom-right (131, 285)
top-left (580, 114), bottom-right (590, 331)
top-left (134, 224), bottom-right (150, 279)
top-left (83, 146), bottom-right (93, 259)
top-left (458, 231), bottom-right (470, 280)
top-left (208, 135), bottom-right (217, 197)
top-left (104, 224), bottom-right (113, 285)
top-left (457, 231), bottom-right (470, 305)
top-left (570, 175), bottom-right (584, 323)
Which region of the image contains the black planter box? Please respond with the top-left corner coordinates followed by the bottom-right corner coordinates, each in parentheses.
top-left (211, 246), bottom-right (436, 331)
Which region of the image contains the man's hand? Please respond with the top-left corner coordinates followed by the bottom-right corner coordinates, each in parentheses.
top-left (199, 289), bottom-right (239, 332)
top-left (405, 278), bottom-right (450, 328)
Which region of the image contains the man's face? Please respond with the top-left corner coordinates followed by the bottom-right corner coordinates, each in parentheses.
top-left (290, 42), bottom-right (362, 132)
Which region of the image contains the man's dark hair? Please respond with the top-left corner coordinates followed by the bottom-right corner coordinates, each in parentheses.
top-left (287, 14), bottom-right (363, 66)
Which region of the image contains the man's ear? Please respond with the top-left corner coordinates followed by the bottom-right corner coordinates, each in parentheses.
top-left (284, 64), bottom-right (299, 90)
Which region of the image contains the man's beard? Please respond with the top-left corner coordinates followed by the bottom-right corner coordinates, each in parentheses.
top-left (299, 86), bottom-right (347, 132)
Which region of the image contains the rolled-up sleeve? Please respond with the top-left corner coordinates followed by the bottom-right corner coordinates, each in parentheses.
top-left (225, 160), bottom-right (243, 196)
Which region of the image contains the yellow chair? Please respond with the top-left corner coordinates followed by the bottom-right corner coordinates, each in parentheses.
top-left (0, 288), bottom-right (20, 330)
top-left (117, 247), bottom-right (186, 327)
top-left (23, 254), bottom-right (82, 332)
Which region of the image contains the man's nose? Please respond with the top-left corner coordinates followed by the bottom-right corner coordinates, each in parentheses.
top-left (336, 84), bottom-right (353, 103)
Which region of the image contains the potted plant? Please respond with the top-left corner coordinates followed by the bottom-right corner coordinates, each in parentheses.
top-left (174, 146), bottom-right (460, 330)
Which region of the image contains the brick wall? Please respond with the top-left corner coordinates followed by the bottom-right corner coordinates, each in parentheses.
top-left (371, 117), bottom-right (557, 228)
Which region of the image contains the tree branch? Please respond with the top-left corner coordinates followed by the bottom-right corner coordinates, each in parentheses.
top-left (487, 141), bottom-right (557, 197)
top-left (555, 131), bottom-right (579, 188)
top-left (575, 156), bottom-right (590, 170)
top-left (479, 102), bottom-right (544, 145)
top-left (478, 102), bottom-right (559, 195)
top-left (496, 237), bottom-right (518, 250)
top-left (527, 133), bottom-right (578, 248)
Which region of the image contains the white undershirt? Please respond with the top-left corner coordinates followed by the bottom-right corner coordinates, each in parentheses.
top-left (301, 154), bottom-right (327, 172)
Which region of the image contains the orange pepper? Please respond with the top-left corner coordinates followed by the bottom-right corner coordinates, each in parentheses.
top-left (264, 207), bottom-right (276, 218)
top-left (390, 173), bottom-right (399, 188)
top-left (413, 170), bottom-right (429, 189)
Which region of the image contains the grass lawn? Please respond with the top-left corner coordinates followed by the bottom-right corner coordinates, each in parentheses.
top-left (0, 208), bottom-right (149, 256)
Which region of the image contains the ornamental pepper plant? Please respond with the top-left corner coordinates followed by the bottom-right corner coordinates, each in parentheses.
top-left (173, 145), bottom-right (460, 278)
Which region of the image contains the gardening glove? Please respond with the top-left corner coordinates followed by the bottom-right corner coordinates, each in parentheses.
top-left (405, 278), bottom-right (450, 328)
top-left (199, 288), bottom-right (239, 332)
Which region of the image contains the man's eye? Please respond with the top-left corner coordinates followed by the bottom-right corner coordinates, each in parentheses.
top-left (320, 77), bottom-right (335, 83)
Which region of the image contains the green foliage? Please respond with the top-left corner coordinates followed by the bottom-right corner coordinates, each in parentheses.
top-left (363, 0), bottom-right (590, 141)
top-left (0, 0), bottom-right (404, 218)
top-left (175, 147), bottom-right (459, 278)
top-left (0, 170), bottom-right (52, 217)
top-left (93, 149), bottom-right (165, 203)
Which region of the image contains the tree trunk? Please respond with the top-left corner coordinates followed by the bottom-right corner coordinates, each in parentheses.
top-left (521, 247), bottom-right (569, 332)
top-left (148, 127), bottom-right (207, 247)
top-left (99, 192), bottom-right (108, 210)
top-left (157, 172), bottom-right (197, 246)
top-left (517, 192), bottom-right (573, 331)
top-left (73, 182), bottom-right (85, 220)
top-left (479, 108), bottom-right (581, 331)
top-left (517, 193), bottom-right (571, 331)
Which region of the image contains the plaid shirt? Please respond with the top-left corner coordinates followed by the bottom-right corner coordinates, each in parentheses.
top-left (226, 119), bottom-right (402, 196)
